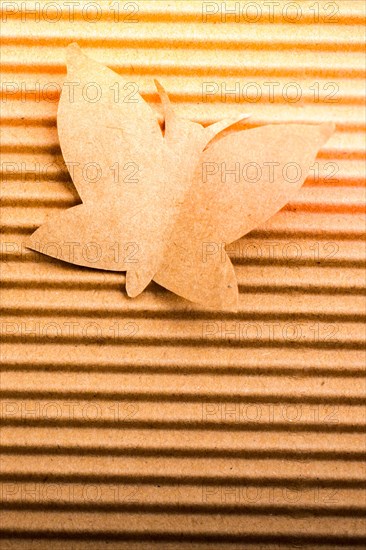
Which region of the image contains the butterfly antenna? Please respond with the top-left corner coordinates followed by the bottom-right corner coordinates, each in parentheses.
top-left (66, 42), bottom-right (85, 67)
top-left (154, 79), bottom-right (173, 118)
top-left (205, 113), bottom-right (251, 143)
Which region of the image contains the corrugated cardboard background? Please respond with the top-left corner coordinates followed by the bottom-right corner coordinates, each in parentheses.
top-left (0, 0), bottom-right (365, 547)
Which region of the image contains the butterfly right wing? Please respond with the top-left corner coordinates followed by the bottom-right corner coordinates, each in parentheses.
top-left (151, 82), bottom-right (250, 310)
top-left (154, 122), bottom-right (335, 309)
top-left (153, 240), bottom-right (239, 310)
top-left (194, 122), bottom-right (336, 245)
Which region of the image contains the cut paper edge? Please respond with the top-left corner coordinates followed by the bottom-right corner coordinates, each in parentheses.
top-left (26, 45), bottom-right (335, 310)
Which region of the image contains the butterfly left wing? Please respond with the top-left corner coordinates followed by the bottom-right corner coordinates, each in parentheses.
top-left (28, 44), bottom-right (168, 295)
top-left (27, 204), bottom-right (138, 271)
top-left (154, 122), bottom-right (335, 309)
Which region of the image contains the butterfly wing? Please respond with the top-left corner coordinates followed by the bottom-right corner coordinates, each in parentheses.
top-left (28, 204), bottom-right (139, 271)
top-left (57, 43), bottom-right (164, 205)
top-left (154, 122), bottom-right (335, 309)
top-left (154, 241), bottom-right (239, 310)
top-left (195, 122), bottom-right (336, 244)
top-left (28, 44), bottom-right (166, 286)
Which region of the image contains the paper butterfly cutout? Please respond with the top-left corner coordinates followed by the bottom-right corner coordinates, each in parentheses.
top-left (27, 44), bottom-right (335, 310)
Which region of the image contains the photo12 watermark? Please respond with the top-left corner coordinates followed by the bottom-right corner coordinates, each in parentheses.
top-left (0, 399), bottom-right (140, 423)
top-left (201, 402), bottom-right (340, 424)
top-left (201, 2), bottom-right (340, 23)
top-left (1, 160), bottom-right (141, 186)
top-left (202, 81), bottom-right (340, 103)
top-left (0, 482), bottom-right (142, 505)
top-left (201, 160), bottom-right (339, 185)
top-left (201, 321), bottom-right (339, 343)
top-left (1, 320), bottom-right (140, 342)
top-left (1, 80), bottom-right (141, 104)
top-left (202, 240), bottom-right (340, 263)
top-left (1, 1), bottom-right (140, 23)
